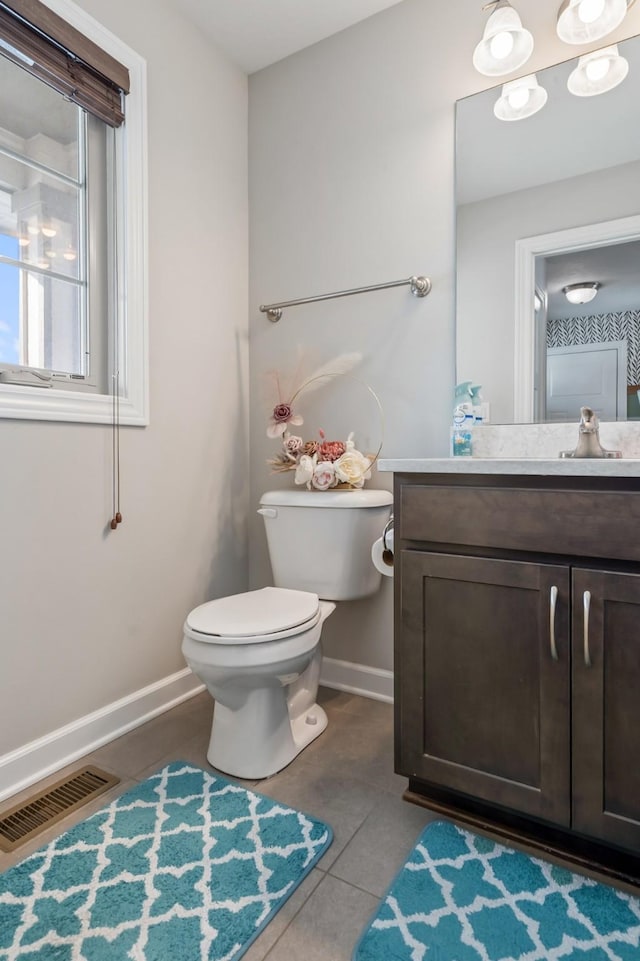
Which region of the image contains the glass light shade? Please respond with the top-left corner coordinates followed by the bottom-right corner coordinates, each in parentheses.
top-left (473, 2), bottom-right (534, 77)
top-left (557, 0), bottom-right (627, 44)
top-left (563, 282), bottom-right (601, 304)
top-left (567, 45), bottom-right (628, 95)
top-left (494, 74), bottom-right (548, 121)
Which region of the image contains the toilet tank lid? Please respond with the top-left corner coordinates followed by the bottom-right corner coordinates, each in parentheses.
top-left (185, 587), bottom-right (319, 639)
top-left (259, 489), bottom-right (393, 508)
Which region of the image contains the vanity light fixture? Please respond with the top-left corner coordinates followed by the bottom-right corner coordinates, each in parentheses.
top-left (567, 44), bottom-right (629, 94)
top-left (556, 0), bottom-right (630, 45)
top-left (473, 0), bottom-right (534, 77)
top-left (563, 281), bottom-right (601, 303)
top-left (494, 74), bottom-right (548, 120)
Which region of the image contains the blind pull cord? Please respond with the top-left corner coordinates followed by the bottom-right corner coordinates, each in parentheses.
top-left (109, 130), bottom-right (122, 531)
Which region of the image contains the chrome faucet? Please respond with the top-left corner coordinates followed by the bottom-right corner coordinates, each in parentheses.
top-left (560, 406), bottom-right (622, 459)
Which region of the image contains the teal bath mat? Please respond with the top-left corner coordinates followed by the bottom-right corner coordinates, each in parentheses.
top-left (354, 820), bottom-right (640, 961)
top-left (0, 761), bottom-right (332, 960)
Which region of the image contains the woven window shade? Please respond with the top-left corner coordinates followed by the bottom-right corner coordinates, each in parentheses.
top-left (0, 0), bottom-right (129, 127)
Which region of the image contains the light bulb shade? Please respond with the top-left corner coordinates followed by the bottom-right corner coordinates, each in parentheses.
top-left (563, 282), bottom-right (601, 304)
top-left (557, 0), bottom-right (628, 44)
top-left (494, 74), bottom-right (548, 121)
top-left (473, 2), bottom-right (534, 76)
top-left (567, 44), bottom-right (628, 95)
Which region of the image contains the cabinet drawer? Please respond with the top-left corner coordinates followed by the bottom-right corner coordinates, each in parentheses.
top-left (399, 485), bottom-right (640, 562)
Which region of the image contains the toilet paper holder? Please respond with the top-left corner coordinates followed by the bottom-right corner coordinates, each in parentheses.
top-left (382, 514), bottom-right (394, 563)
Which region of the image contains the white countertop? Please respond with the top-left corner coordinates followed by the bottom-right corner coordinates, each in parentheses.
top-left (377, 457), bottom-right (640, 476)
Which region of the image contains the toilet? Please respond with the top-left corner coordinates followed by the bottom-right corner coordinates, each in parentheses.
top-left (182, 488), bottom-right (393, 779)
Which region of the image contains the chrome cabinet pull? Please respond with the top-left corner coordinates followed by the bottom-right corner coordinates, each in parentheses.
top-left (583, 590), bottom-right (592, 667)
top-left (549, 585), bottom-right (559, 661)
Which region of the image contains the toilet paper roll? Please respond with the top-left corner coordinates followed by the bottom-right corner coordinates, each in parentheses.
top-left (371, 530), bottom-right (394, 577)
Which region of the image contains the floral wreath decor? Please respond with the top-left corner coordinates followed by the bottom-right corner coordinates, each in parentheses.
top-left (266, 357), bottom-right (383, 491)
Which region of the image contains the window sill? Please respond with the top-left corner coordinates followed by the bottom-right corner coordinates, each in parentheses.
top-left (0, 383), bottom-right (147, 425)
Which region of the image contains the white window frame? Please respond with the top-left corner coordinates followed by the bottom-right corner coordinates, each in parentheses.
top-left (0, 0), bottom-right (148, 425)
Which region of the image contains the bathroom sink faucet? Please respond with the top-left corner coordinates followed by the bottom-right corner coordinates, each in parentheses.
top-left (560, 406), bottom-right (622, 459)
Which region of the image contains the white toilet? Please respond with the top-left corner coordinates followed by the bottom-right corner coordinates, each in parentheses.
top-left (182, 488), bottom-right (393, 779)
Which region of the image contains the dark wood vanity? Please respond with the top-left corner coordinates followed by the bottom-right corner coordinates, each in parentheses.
top-left (393, 469), bottom-right (640, 883)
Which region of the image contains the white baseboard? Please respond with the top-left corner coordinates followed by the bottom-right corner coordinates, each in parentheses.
top-left (320, 656), bottom-right (394, 703)
top-left (0, 668), bottom-right (204, 803)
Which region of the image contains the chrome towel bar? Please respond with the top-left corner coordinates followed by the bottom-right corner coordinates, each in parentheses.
top-left (260, 275), bottom-right (432, 322)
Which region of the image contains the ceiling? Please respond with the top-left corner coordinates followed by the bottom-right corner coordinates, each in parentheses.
top-left (546, 240), bottom-right (640, 319)
top-left (174, 0), bottom-right (407, 73)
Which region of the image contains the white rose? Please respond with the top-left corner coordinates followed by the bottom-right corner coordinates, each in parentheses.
top-left (334, 448), bottom-right (371, 488)
top-left (294, 454), bottom-right (316, 488)
top-left (283, 433), bottom-right (304, 456)
top-left (312, 461), bottom-right (337, 491)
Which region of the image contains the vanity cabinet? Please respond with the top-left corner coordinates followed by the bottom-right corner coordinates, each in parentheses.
top-left (394, 473), bottom-right (640, 875)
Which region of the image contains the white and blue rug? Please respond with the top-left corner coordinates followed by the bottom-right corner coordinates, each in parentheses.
top-left (354, 820), bottom-right (640, 961)
top-left (0, 761), bottom-right (332, 960)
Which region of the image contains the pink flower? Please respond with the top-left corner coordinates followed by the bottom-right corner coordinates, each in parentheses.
top-left (318, 440), bottom-right (346, 462)
top-left (311, 461), bottom-right (337, 491)
top-left (267, 403), bottom-right (303, 439)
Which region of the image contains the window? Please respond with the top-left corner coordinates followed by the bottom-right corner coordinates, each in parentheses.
top-left (0, 0), bottom-right (147, 424)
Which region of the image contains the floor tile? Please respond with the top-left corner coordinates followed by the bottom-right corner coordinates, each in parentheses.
top-left (135, 733), bottom-right (258, 791)
top-left (261, 874), bottom-right (378, 961)
top-left (329, 791), bottom-right (438, 898)
top-left (316, 687), bottom-right (357, 715)
top-left (310, 709), bottom-right (405, 796)
top-left (255, 761), bottom-right (380, 870)
top-left (243, 868), bottom-right (324, 961)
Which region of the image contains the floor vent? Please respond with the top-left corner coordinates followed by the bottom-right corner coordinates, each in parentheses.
top-left (0, 766), bottom-right (120, 853)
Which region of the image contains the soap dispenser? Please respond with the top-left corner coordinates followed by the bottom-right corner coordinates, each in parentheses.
top-left (451, 382), bottom-right (475, 457)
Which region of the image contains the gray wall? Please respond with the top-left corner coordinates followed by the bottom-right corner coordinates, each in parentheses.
top-left (0, 0), bottom-right (249, 755)
top-left (248, 0), bottom-right (640, 671)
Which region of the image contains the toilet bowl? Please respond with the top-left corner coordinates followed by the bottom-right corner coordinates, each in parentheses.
top-left (183, 587), bottom-right (336, 779)
top-left (182, 488), bottom-right (393, 779)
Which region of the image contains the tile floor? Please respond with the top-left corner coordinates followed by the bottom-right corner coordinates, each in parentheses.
top-left (0, 687), bottom-right (438, 961)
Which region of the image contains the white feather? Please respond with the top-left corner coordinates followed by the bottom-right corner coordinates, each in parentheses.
top-left (294, 352), bottom-right (362, 398)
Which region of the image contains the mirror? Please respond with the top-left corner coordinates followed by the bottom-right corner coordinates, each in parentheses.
top-left (456, 34), bottom-right (640, 425)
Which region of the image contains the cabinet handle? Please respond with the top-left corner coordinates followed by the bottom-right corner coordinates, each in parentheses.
top-left (583, 590), bottom-right (592, 667)
top-left (549, 585), bottom-right (559, 661)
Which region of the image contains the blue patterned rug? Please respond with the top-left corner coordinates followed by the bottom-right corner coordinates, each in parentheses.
top-left (354, 820), bottom-right (640, 961)
top-left (0, 761), bottom-right (332, 960)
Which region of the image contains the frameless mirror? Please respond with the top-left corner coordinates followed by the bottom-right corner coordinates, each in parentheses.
top-left (455, 33), bottom-right (640, 425)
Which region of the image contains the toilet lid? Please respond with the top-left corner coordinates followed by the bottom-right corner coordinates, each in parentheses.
top-left (185, 586), bottom-right (320, 640)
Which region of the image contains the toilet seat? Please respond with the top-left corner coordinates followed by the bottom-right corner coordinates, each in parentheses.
top-left (184, 586), bottom-right (320, 644)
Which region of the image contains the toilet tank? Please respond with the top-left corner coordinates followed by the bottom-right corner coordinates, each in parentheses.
top-left (258, 489), bottom-right (393, 601)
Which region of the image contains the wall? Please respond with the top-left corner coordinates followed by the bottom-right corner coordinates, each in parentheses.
top-left (248, 0), bottom-right (640, 674)
top-left (0, 0), bottom-right (249, 759)
top-left (547, 311), bottom-right (640, 380)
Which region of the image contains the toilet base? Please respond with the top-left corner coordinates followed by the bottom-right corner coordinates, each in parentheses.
top-left (290, 702), bottom-right (328, 756)
top-left (206, 690), bottom-right (328, 781)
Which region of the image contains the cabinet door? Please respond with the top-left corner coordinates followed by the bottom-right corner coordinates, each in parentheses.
top-left (572, 569), bottom-right (640, 848)
top-left (397, 551), bottom-right (571, 825)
